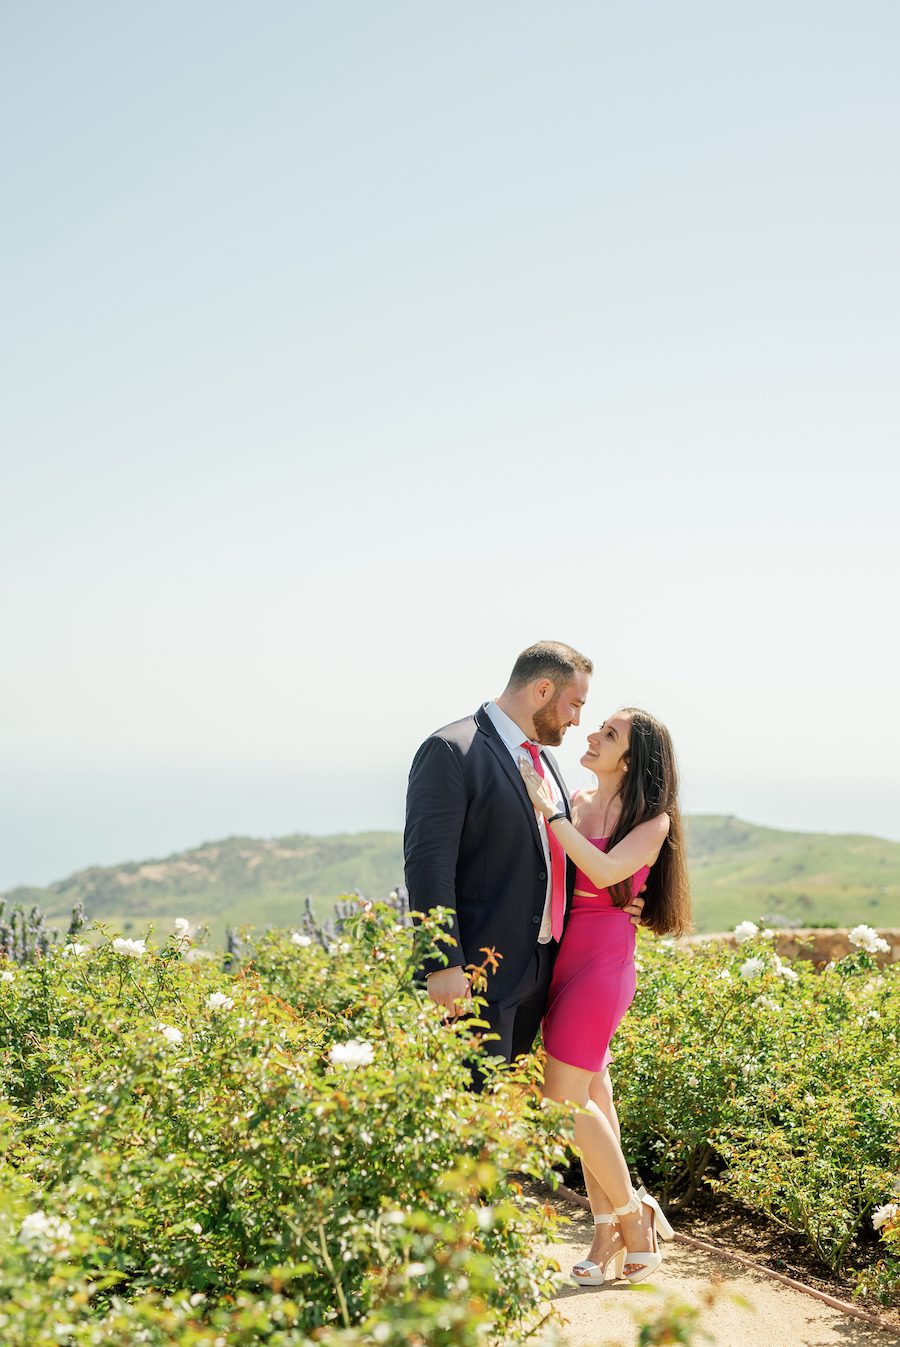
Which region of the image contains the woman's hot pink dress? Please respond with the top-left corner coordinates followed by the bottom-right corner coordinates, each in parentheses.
top-left (541, 837), bottom-right (651, 1073)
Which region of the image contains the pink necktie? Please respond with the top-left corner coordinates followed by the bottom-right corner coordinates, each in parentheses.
top-left (521, 741), bottom-right (566, 941)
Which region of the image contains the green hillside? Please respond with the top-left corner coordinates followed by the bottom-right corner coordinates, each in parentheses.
top-left (4, 816), bottom-right (899, 945)
top-left (4, 833), bottom-right (404, 948)
top-left (684, 815), bottom-right (900, 931)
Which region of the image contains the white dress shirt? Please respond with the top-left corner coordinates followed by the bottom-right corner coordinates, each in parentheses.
top-left (484, 700), bottom-right (566, 944)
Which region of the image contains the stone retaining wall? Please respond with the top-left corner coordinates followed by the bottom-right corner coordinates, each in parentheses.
top-left (683, 928), bottom-right (900, 967)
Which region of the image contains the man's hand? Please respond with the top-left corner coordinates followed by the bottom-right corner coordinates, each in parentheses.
top-left (623, 885), bottom-right (647, 928)
top-left (426, 965), bottom-right (471, 1018)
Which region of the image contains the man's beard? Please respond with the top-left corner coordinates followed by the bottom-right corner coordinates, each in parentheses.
top-left (532, 695), bottom-right (567, 747)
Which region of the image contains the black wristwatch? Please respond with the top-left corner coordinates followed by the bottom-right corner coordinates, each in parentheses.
top-left (546, 811), bottom-right (567, 825)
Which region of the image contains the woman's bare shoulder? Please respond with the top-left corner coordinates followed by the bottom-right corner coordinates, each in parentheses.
top-left (570, 784), bottom-right (597, 825)
top-left (643, 813), bottom-right (671, 866)
top-left (641, 812), bottom-right (671, 841)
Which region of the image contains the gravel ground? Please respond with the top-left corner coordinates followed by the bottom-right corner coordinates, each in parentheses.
top-left (537, 1195), bottom-right (900, 1347)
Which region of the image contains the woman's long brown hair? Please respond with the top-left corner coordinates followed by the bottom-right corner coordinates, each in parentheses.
top-left (606, 708), bottom-right (691, 936)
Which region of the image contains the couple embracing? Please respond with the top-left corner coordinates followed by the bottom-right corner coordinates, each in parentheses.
top-left (404, 640), bottom-right (691, 1287)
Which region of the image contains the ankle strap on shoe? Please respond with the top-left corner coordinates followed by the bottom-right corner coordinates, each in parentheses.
top-left (592, 1212), bottom-right (616, 1225)
top-left (612, 1190), bottom-right (643, 1217)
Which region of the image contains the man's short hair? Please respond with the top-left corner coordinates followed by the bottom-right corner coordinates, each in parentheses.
top-left (506, 641), bottom-right (593, 692)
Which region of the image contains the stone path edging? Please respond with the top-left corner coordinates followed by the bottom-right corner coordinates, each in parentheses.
top-left (551, 1181), bottom-right (898, 1337)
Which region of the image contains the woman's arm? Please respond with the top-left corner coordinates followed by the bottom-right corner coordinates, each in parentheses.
top-left (549, 812), bottom-right (669, 887)
top-left (519, 756), bottom-right (668, 886)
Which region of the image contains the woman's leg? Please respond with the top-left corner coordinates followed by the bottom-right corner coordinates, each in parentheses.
top-left (571, 1069), bottom-right (626, 1276)
top-left (543, 1055), bottom-right (632, 1206)
top-left (544, 1054), bottom-right (654, 1271)
top-left (581, 1068), bottom-right (619, 1216)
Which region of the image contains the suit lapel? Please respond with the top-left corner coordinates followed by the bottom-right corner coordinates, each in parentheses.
top-left (541, 747), bottom-right (577, 907)
top-left (474, 706), bottom-right (544, 858)
top-left (541, 749), bottom-right (572, 820)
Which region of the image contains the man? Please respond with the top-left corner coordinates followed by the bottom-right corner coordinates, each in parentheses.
top-left (404, 640), bottom-right (644, 1066)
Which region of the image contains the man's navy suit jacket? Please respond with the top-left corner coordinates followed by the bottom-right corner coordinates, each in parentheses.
top-left (404, 704), bottom-right (575, 1001)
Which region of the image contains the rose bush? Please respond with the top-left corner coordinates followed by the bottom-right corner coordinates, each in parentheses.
top-left (612, 926), bottom-right (900, 1297)
top-left (0, 906), bottom-right (569, 1345)
top-left (2, 899), bottom-right (898, 1340)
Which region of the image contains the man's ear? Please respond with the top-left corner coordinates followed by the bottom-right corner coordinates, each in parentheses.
top-left (534, 679), bottom-right (555, 703)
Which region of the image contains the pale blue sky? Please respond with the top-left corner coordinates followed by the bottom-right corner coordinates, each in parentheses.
top-left (2, 3), bottom-right (899, 890)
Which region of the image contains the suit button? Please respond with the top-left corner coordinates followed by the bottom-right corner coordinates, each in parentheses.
top-left (532, 915), bottom-right (540, 925)
top-left (538, 871), bottom-right (547, 881)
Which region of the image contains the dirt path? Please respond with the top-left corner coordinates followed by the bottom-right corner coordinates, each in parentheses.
top-left (538, 1197), bottom-right (900, 1347)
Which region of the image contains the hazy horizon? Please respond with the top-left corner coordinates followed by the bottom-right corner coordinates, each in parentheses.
top-left (3, 757), bottom-right (899, 893)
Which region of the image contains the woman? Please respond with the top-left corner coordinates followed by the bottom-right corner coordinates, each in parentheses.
top-left (518, 707), bottom-right (691, 1285)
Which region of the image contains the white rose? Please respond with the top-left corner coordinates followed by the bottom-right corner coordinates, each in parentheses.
top-left (848, 924), bottom-right (890, 955)
top-left (733, 921), bottom-right (759, 945)
top-left (19, 1212), bottom-right (72, 1254)
top-left (772, 953), bottom-right (800, 982)
top-left (112, 937), bottom-right (146, 958)
top-left (205, 992), bottom-right (234, 1011)
top-left (329, 1039), bottom-right (375, 1068)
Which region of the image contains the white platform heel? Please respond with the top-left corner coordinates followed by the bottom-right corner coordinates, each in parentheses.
top-left (569, 1213), bottom-right (627, 1287)
top-left (614, 1185), bottom-right (675, 1283)
top-left (637, 1187), bottom-right (675, 1241)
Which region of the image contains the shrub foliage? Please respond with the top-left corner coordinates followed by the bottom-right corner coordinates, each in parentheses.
top-left (1, 904), bottom-right (897, 1345)
top-left (615, 931), bottom-right (899, 1290)
top-left (0, 907), bottom-right (566, 1345)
